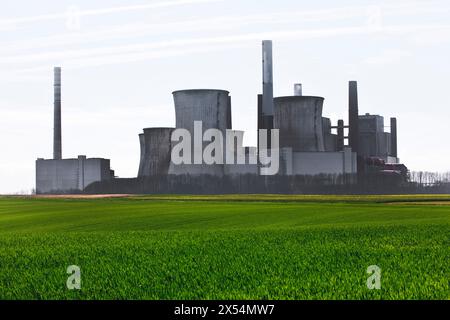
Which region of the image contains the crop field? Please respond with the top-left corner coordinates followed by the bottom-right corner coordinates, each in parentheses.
top-left (0, 194), bottom-right (448, 300)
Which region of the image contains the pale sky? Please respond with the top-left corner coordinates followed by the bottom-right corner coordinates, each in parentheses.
top-left (1, 0), bottom-right (449, 194)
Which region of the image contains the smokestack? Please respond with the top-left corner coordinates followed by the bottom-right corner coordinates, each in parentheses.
top-left (348, 81), bottom-right (359, 155)
top-left (262, 40), bottom-right (274, 116)
top-left (258, 41), bottom-right (274, 152)
top-left (53, 67), bottom-right (62, 160)
top-left (294, 83), bottom-right (302, 96)
top-left (390, 117), bottom-right (398, 158)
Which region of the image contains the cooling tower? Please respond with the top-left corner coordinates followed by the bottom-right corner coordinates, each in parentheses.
top-left (170, 89), bottom-right (230, 176)
top-left (53, 67), bottom-right (62, 160)
top-left (274, 96), bottom-right (325, 152)
top-left (173, 89), bottom-right (230, 133)
top-left (138, 128), bottom-right (174, 177)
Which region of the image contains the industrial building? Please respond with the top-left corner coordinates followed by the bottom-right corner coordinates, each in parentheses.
top-left (35, 68), bottom-right (114, 194)
top-left (36, 40), bottom-right (406, 194)
top-left (137, 40), bottom-right (361, 179)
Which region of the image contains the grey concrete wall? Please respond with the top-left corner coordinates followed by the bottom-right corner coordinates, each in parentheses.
top-left (343, 147), bottom-right (357, 174)
top-left (279, 148), bottom-right (293, 175)
top-left (324, 134), bottom-right (338, 152)
top-left (36, 158), bottom-right (78, 193)
top-left (225, 146), bottom-right (258, 175)
top-left (83, 158), bottom-right (112, 188)
top-left (322, 117), bottom-right (337, 152)
top-left (377, 132), bottom-right (391, 158)
top-left (358, 133), bottom-right (377, 158)
top-left (36, 156), bottom-right (112, 193)
top-left (274, 96), bottom-right (325, 152)
top-left (286, 150), bottom-right (357, 175)
top-left (358, 114), bottom-right (392, 160)
top-left (359, 114), bottom-right (384, 133)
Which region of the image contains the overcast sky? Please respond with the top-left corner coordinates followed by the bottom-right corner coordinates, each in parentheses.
top-left (1, 0), bottom-right (449, 194)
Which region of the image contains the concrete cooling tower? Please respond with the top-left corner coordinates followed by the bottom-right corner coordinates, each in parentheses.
top-left (274, 96), bottom-right (325, 152)
top-left (172, 89), bottom-right (230, 133)
top-left (138, 127), bottom-right (174, 177)
top-left (169, 89), bottom-right (231, 176)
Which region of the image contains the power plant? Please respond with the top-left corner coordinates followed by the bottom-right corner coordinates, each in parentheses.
top-left (36, 41), bottom-right (407, 194)
top-left (36, 68), bottom-right (114, 194)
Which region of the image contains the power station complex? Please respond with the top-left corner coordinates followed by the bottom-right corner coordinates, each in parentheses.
top-left (36, 41), bottom-right (406, 194)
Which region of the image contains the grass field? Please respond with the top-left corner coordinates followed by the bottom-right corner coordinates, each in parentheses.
top-left (0, 194), bottom-right (448, 300)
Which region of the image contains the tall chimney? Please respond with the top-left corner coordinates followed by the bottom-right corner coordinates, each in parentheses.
top-left (262, 40), bottom-right (274, 117)
top-left (390, 117), bottom-right (398, 158)
top-left (53, 67), bottom-right (62, 160)
top-left (348, 81), bottom-right (359, 155)
top-left (294, 83), bottom-right (302, 96)
top-left (258, 41), bottom-right (274, 152)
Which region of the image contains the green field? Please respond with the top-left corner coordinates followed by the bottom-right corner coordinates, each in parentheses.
top-left (0, 195), bottom-right (449, 300)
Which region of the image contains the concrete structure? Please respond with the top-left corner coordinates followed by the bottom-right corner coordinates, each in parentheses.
top-left (358, 113), bottom-right (398, 163)
top-left (274, 96), bottom-right (325, 152)
top-left (36, 40), bottom-right (408, 194)
top-left (348, 81), bottom-right (359, 156)
top-left (279, 147), bottom-right (357, 176)
top-left (262, 40), bottom-right (274, 117)
top-left (258, 41), bottom-right (275, 153)
top-left (337, 119), bottom-right (345, 151)
top-left (138, 128), bottom-right (174, 177)
top-left (294, 83), bottom-right (303, 96)
top-left (322, 117), bottom-right (338, 152)
top-left (226, 96), bottom-right (232, 129)
top-left (168, 89), bottom-right (230, 176)
top-left (390, 117), bottom-right (398, 158)
top-left (225, 143), bottom-right (258, 175)
top-left (272, 90), bottom-right (357, 177)
top-left (53, 67), bottom-right (62, 160)
top-left (35, 67), bottom-right (113, 194)
top-left (346, 80), bottom-right (401, 167)
top-left (173, 89), bottom-right (229, 133)
top-left (36, 156), bottom-right (113, 193)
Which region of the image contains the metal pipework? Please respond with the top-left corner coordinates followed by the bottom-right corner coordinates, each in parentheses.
top-left (53, 67), bottom-right (62, 160)
top-left (294, 83), bottom-right (302, 96)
